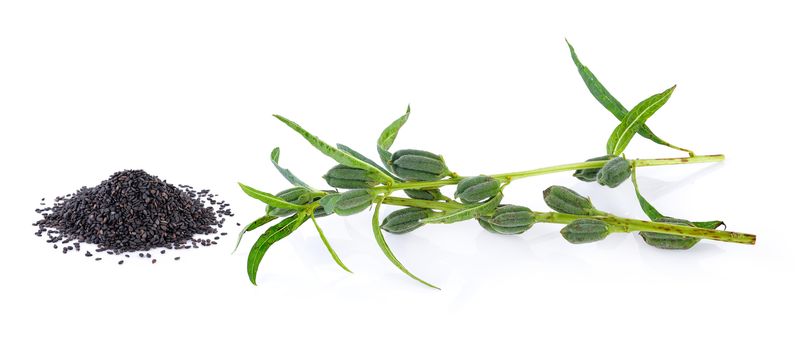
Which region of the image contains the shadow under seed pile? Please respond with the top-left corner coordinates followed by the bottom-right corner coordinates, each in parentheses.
top-left (34, 170), bottom-right (234, 258)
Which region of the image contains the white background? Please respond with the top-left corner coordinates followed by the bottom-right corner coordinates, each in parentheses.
top-left (1, 1), bottom-right (797, 349)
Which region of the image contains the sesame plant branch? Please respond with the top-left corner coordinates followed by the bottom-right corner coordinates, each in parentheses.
top-left (531, 212), bottom-right (755, 245)
top-left (375, 154), bottom-right (724, 192)
top-left (238, 40), bottom-right (757, 288)
top-left (378, 196), bottom-right (754, 245)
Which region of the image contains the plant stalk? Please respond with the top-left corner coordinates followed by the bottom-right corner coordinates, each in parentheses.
top-left (378, 196), bottom-right (755, 245)
top-left (376, 154), bottom-right (725, 192)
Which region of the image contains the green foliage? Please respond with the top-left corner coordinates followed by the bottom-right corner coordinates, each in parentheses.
top-left (371, 198), bottom-right (440, 289)
top-left (273, 114), bottom-right (393, 184)
top-left (270, 147), bottom-right (312, 189)
top-left (606, 86), bottom-right (675, 156)
top-left (235, 42), bottom-right (755, 289)
top-left (567, 40), bottom-right (692, 155)
top-left (247, 213), bottom-right (308, 285)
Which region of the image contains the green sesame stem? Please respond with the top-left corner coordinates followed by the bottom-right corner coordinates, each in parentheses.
top-left (375, 197), bottom-right (754, 245)
top-left (532, 212), bottom-right (755, 245)
top-left (374, 154), bottom-right (724, 192)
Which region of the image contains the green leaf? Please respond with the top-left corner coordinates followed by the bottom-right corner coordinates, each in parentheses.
top-left (421, 193), bottom-right (503, 224)
top-left (310, 215), bottom-right (352, 273)
top-left (270, 147), bottom-right (312, 189)
top-left (232, 215), bottom-right (277, 253)
top-left (247, 213), bottom-right (308, 286)
top-left (371, 197), bottom-right (440, 289)
top-left (567, 40), bottom-right (693, 156)
top-left (606, 85), bottom-right (676, 156)
top-left (631, 166), bottom-right (664, 221)
top-left (632, 166), bottom-right (725, 229)
top-left (337, 143), bottom-right (400, 181)
top-left (319, 193), bottom-right (342, 215)
top-left (376, 105), bottom-right (410, 167)
top-left (272, 114), bottom-right (393, 184)
top-left (238, 182), bottom-right (305, 210)
top-left (567, 39), bottom-right (628, 121)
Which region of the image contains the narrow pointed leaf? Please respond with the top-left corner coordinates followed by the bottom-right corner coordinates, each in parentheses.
top-left (247, 214), bottom-right (308, 285)
top-left (632, 166), bottom-right (725, 229)
top-left (270, 147), bottom-right (312, 189)
top-left (337, 143), bottom-right (400, 181)
top-left (371, 197), bottom-right (439, 289)
top-left (310, 215), bottom-right (352, 273)
top-left (421, 193), bottom-right (503, 224)
top-left (376, 105), bottom-right (410, 167)
top-left (238, 182), bottom-right (305, 210)
top-left (567, 40), bottom-right (693, 155)
top-left (631, 166), bottom-right (664, 221)
top-left (272, 114), bottom-right (393, 184)
top-left (607, 85), bottom-right (676, 155)
top-left (232, 215), bottom-right (277, 253)
top-left (567, 39), bottom-right (628, 120)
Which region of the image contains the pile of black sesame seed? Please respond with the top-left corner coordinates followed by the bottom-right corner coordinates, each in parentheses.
top-left (34, 170), bottom-right (235, 263)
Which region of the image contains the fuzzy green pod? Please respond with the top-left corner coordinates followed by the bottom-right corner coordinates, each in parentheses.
top-left (476, 217), bottom-right (501, 233)
top-left (389, 149), bottom-right (449, 181)
top-left (485, 205), bottom-right (534, 235)
top-left (640, 217), bottom-right (700, 250)
top-left (596, 156), bottom-right (631, 188)
top-left (573, 155), bottom-right (613, 182)
top-left (380, 207), bottom-right (434, 234)
top-left (403, 189), bottom-right (442, 201)
top-left (560, 218), bottom-right (610, 244)
top-left (267, 187), bottom-right (314, 217)
top-left (543, 185), bottom-right (598, 216)
top-left (323, 164), bottom-right (381, 189)
top-left (332, 189), bottom-right (374, 216)
top-left (454, 176), bottom-right (501, 204)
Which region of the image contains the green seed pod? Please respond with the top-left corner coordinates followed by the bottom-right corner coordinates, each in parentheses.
top-left (560, 219), bottom-right (610, 244)
top-left (486, 205), bottom-right (535, 235)
top-left (403, 189), bottom-right (442, 201)
top-left (389, 149), bottom-right (449, 181)
top-left (596, 156), bottom-right (631, 188)
top-left (380, 207), bottom-right (433, 234)
top-left (476, 216), bottom-right (501, 234)
top-left (542, 185), bottom-right (597, 215)
top-left (573, 155), bottom-right (614, 182)
top-left (640, 217), bottom-right (701, 250)
top-left (454, 176), bottom-right (501, 204)
top-left (267, 187), bottom-right (313, 217)
top-left (323, 164), bottom-right (380, 189)
top-left (332, 189), bottom-right (374, 216)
